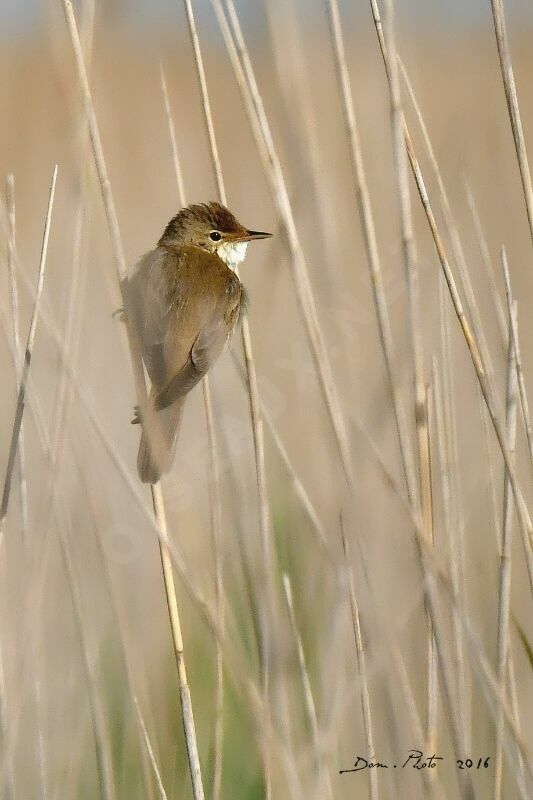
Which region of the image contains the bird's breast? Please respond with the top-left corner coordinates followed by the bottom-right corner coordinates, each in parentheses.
top-left (216, 241), bottom-right (248, 269)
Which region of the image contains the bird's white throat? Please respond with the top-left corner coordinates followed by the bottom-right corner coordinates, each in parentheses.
top-left (216, 241), bottom-right (248, 270)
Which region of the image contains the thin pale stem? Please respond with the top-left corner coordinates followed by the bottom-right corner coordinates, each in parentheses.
top-left (368, 0), bottom-right (533, 594)
top-left (180, 1), bottom-right (274, 793)
top-left (325, 0), bottom-right (416, 507)
top-left (5, 174), bottom-right (49, 799)
top-left (489, 0), bottom-right (533, 249)
top-left (384, 0), bottom-right (437, 765)
top-left (159, 63), bottom-right (225, 800)
top-left (60, 3), bottom-right (205, 797)
top-left (0, 165), bottom-right (58, 530)
top-left (400, 57), bottom-right (497, 383)
top-left (282, 574), bottom-right (333, 800)
top-left (211, 0), bottom-right (354, 488)
top-left (464, 178), bottom-right (507, 342)
top-left (501, 250), bottom-right (533, 463)
top-left (5, 175), bottom-right (28, 537)
top-left (339, 521), bottom-right (378, 800)
top-left (493, 268), bottom-right (518, 800)
top-left (432, 355), bottom-right (469, 757)
top-left (57, 524), bottom-right (116, 800)
top-left (438, 277), bottom-right (470, 750)
top-left (133, 697), bottom-right (169, 800)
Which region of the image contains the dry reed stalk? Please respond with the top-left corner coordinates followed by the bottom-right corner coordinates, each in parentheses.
top-left (438, 277), bottom-right (470, 750)
top-left (52, 376), bottom-right (288, 782)
top-left (182, 0), bottom-right (272, 604)
top-left (38, 226), bottom-right (532, 800)
top-left (5, 175), bottom-right (50, 799)
top-left (2, 177), bottom-right (23, 800)
top-left (384, 0), bottom-right (439, 767)
top-left (60, 3), bottom-right (205, 797)
top-left (399, 58), bottom-right (497, 379)
top-left (76, 462), bottom-right (156, 800)
top-left (211, 0), bottom-right (354, 489)
top-left (179, 0), bottom-right (276, 792)
top-left (7, 322), bottom-right (299, 800)
top-left (493, 254), bottom-right (519, 800)
top-left (368, 0), bottom-right (533, 587)
top-left (501, 252), bottom-right (533, 463)
top-left (5, 176), bottom-right (28, 538)
top-left (282, 574), bottom-right (333, 800)
top-left (432, 356), bottom-right (469, 757)
top-left (463, 178), bottom-right (507, 342)
top-left (0, 299), bottom-right (59, 795)
top-left (351, 410), bottom-right (474, 799)
top-left (0, 654), bottom-right (13, 800)
top-left (0, 357), bottom-right (119, 800)
top-left (325, 0), bottom-right (416, 509)
top-left (339, 520), bottom-right (378, 800)
top-left (425, 382), bottom-right (438, 769)
top-left (64, 16), bottom-right (153, 793)
top-left (159, 63), bottom-right (225, 800)
top-left (44, 246), bottom-right (528, 796)
top-left (493, 294), bottom-right (518, 800)
top-left (353, 403), bottom-right (533, 789)
top-left (133, 696), bottom-right (169, 800)
top-left (489, 0), bottom-right (533, 249)
top-left (506, 647), bottom-right (527, 796)
top-left (263, 0), bottom-right (342, 312)
top-left (159, 64), bottom-right (186, 210)
top-left (0, 311), bottom-right (123, 800)
top-left (56, 521), bottom-right (117, 800)
top-left (351, 517), bottom-right (445, 800)
top-left (479, 418), bottom-right (528, 799)
top-left (0, 165), bottom-right (57, 537)
top-left (327, 0), bottom-right (417, 503)
top-left (229, 350), bottom-right (331, 560)
top-left (203, 380), bottom-right (225, 800)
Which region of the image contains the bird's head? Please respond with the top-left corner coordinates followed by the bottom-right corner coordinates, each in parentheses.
top-left (159, 201), bottom-right (272, 269)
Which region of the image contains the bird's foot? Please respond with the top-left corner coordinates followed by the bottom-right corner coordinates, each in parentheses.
top-left (131, 405), bottom-right (141, 425)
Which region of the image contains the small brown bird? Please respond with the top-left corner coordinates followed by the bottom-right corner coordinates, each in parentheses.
top-left (125, 202), bottom-right (271, 483)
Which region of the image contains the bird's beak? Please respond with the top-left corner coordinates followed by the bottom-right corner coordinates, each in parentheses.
top-left (239, 229), bottom-right (273, 242)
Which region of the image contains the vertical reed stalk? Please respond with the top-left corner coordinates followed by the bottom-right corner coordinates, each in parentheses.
top-left (211, 0), bottom-right (354, 488)
top-left (501, 254), bottom-right (533, 464)
top-left (368, 0), bottom-right (533, 578)
top-left (489, 0), bottom-right (533, 248)
top-left (282, 574), bottom-right (333, 800)
top-left (5, 176), bottom-right (28, 538)
top-left (60, 3), bottom-right (205, 797)
top-left (5, 175), bottom-right (49, 799)
top-left (0, 166), bottom-right (58, 534)
top-left (133, 697), bottom-right (169, 800)
top-left (384, 0), bottom-right (437, 763)
top-left (179, 0), bottom-right (274, 792)
top-left (57, 524), bottom-right (116, 800)
top-left (159, 64), bottom-right (225, 800)
top-left (493, 250), bottom-right (518, 800)
top-left (325, 0), bottom-right (416, 508)
top-left (339, 520), bottom-right (378, 800)
top-left (438, 277), bottom-right (470, 750)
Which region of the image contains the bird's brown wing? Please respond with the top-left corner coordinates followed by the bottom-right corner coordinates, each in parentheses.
top-left (125, 246), bottom-right (184, 388)
top-left (127, 244), bottom-right (243, 404)
top-left (154, 262), bottom-right (244, 411)
top-left (153, 310), bottom-right (237, 411)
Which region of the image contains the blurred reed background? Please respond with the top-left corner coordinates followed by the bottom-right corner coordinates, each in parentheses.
top-left (0, 0), bottom-right (532, 798)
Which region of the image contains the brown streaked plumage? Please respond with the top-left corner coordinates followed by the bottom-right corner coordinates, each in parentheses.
top-left (125, 202), bottom-right (271, 483)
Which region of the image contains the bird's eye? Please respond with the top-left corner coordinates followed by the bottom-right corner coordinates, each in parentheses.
top-left (209, 231), bottom-right (222, 242)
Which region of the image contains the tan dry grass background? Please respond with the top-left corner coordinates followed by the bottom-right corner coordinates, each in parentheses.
top-left (0, 4), bottom-right (533, 799)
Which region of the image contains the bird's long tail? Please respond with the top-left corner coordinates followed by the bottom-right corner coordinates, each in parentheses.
top-left (137, 390), bottom-right (185, 484)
